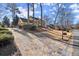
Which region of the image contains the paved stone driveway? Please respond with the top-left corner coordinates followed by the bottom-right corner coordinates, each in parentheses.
top-left (9, 28), bottom-right (79, 56)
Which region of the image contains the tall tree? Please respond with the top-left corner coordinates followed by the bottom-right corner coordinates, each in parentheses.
top-left (32, 3), bottom-right (35, 25)
top-left (56, 4), bottom-right (73, 39)
top-left (29, 3), bottom-right (35, 25)
top-left (43, 15), bottom-right (50, 26)
top-left (6, 3), bottom-right (20, 26)
top-left (32, 3), bottom-right (34, 20)
top-left (53, 4), bottom-right (63, 28)
top-left (12, 15), bottom-right (19, 26)
top-left (7, 3), bottom-right (17, 19)
top-left (40, 3), bottom-right (43, 27)
top-left (64, 12), bottom-right (73, 30)
top-left (3, 16), bottom-right (10, 27)
top-left (27, 3), bottom-right (29, 24)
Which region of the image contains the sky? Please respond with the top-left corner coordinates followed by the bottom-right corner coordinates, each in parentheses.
top-left (0, 3), bottom-right (79, 24)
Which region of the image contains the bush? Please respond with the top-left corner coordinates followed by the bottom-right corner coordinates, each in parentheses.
top-left (23, 24), bottom-right (32, 30)
top-left (0, 33), bottom-right (14, 42)
top-left (0, 26), bottom-right (14, 42)
top-left (0, 25), bottom-right (14, 46)
top-left (30, 25), bottom-right (37, 30)
top-left (0, 30), bottom-right (12, 34)
top-left (23, 24), bottom-right (37, 30)
top-left (0, 26), bottom-right (7, 30)
top-left (63, 28), bottom-right (67, 31)
top-left (0, 33), bottom-right (14, 47)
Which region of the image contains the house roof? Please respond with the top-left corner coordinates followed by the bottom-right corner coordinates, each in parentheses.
top-left (29, 16), bottom-right (40, 20)
top-left (19, 16), bottom-right (45, 22)
top-left (20, 18), bottom-right (28, 22)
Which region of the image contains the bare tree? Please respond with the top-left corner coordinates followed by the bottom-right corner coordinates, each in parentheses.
top-left (6, 3), bottom-right (19, 27)
top-left (59, 8), bottom-right (64, 40)
top-left (27, 3), bottom-right (29, 24)
top-left (40, 3), bottom-right (43, 27)
top-left (65, 12), bottom-right (73, 31)
top-left (54, 4), bottom-right (63, 29)
top-left (43, 15), bottom-right (50, 27)
top-left (7, 3), bottom-right (17, 19)
top-left (32, 3), bottom-right (34, 20)
top-left (32, 3), bottom-right (35, 25)
top-left (57, 4), bottom-right (73, 40)
top-left (29, 3), bottom-right (35, 25)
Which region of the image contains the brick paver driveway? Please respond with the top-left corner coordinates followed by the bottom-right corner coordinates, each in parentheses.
top-left (9, 28), bottom-right (79, 56)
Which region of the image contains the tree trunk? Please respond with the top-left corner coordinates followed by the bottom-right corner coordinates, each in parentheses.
top-left (27, 3), bottom-right (29, 24)
top-left (40, 3), bottom-right (43, 27)
top-left (54, 4), bottom-right (62, 29)
top-left (32, 3), bottom-right (35, 25)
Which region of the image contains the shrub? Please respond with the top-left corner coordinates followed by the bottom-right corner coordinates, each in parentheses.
top-left (0, 30), bottom-right (12, 34)
top-left (23, 24), bottom-right (37, 30)
top-left (63, 28), bottom-right (67, 31)
top-left (30, 25), bottom-right (37, 30)
top-left (0, 25), bottom-right (14, 46)
top-left (0, 26), bottom-right (8, 30)
top-left (0, 33), bottom-right (14, 42)
top-left (23, 24), bottom-right (32, 30)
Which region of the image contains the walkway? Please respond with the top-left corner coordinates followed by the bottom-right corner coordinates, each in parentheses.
top-left (8, 28), bottom-right (79, 56)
